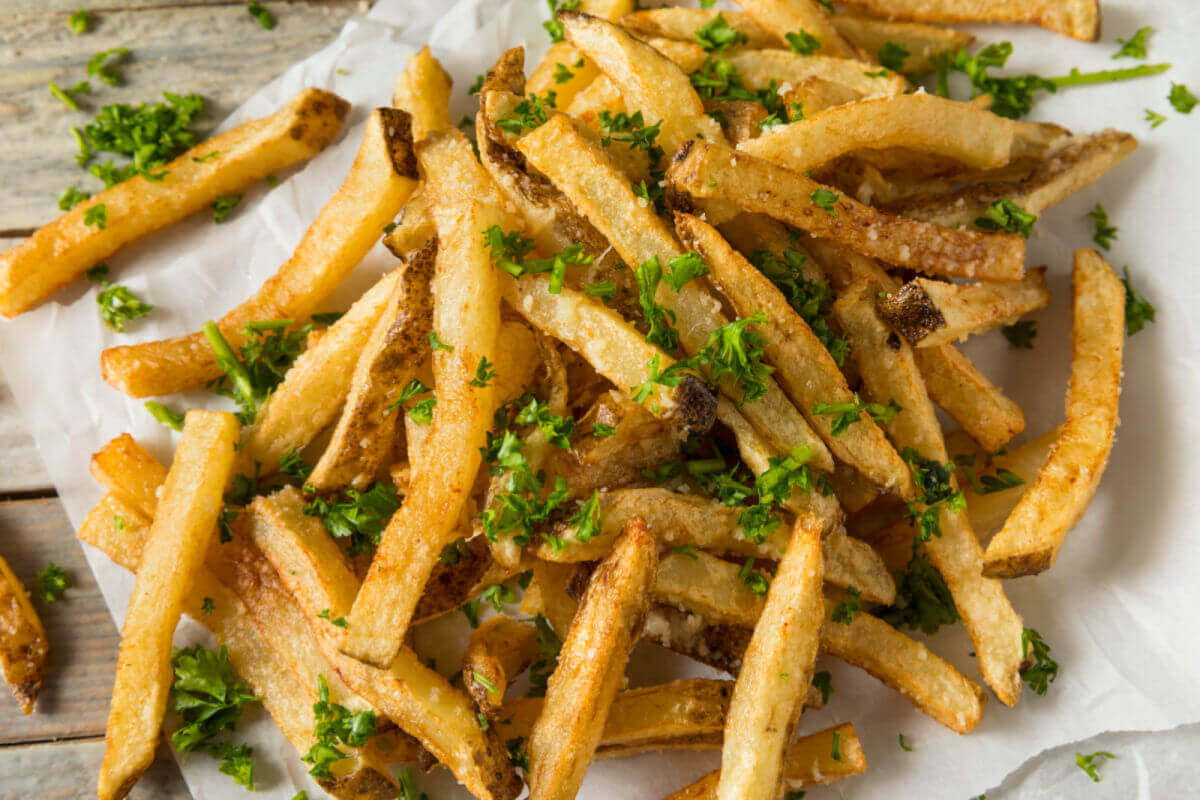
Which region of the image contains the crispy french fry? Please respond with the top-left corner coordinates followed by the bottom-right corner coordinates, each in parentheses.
top-left (885, 130), bottom-right (1137, 228)
top-left (735, 0), bottom-right (860, 58)
top-left (342, 199), bottom-right (504, 667)
top-left (527, 0), bottom-right (634, 106)
top-left (527, 520), bottom-right (656, 800)
top-left (0, 89), bottom-right (348, 318)
top-left (880, 268), bottom-right (1050, 348)
top-left (78, 494), bottom-right (398, 799)
top-left (837, 0), bottom-right (1101, 41)
top-left (241, 267), bottom-right (406, 473)
top-left (668, 140), bottom-right (1026, 282)
top-left (90, 433), bottom-right (169, 514)
top-left (517, 114), bottom-right (833, 470)
top-left (723, 48), bottom-right (905, 96)
top-left (958, 425), bottom-right (1062, 539)
top-left (523, 560), bottom-right (581, 638)
top-left (740, 93), bottom-right (1064, 174)
top-left (833, 280), bottom-right (1024, 706)
top-left (462, 616), bottom-right (539, 720)
top-left (101, 107), bottom-right (419, 398)
top-left (392, 46), bottom-right (452, 140)
top-left (620, 8), bottom-right (776, 48)
top-left (247, 488), bottom-right (521, 800)
top-left (832, 13), bottom-right (974, 73)
top-left (718, 516), bottom-right (822, 800)
top-left (0, 553), bottom-right (47, 715)
top-left (98, 410), bottom-right (238, 800)
top-left (561, 11), bottom-right (728, 155)
top-left (676, 211), bottom-right (912, 496)
top-left (307, 240), bottom-right (435, 491)
top-left (664, 723), bottom-right (865, 799)
top-left (383, 188), bottom-right (435, 260)
top-left (983, 250), bottom-right (1123, 577)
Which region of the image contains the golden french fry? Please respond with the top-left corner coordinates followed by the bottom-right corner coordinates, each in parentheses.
top-left (392, 46), bottom-right (452, 140)
top-left (0, 89), bottom-right (348, 318)
top-left (664, 723), bottom-right (866, 800)
top-left (462, 616), bottom-right (539, 720)
top-left (838, 0), bottom-right (1100, 41)
top-left (342, 199), bottom-right (504, 667)
top-left (983, 250), bottom-right (1123, 577)
top-left (832, 13), bottom-right (974, 72)
top-left (717, 514), bottom-right (822, 800)
top-left (90, 433), bottom-right (169, 515)
top-left (619, 8), bottom-right (775, 48)
top-left (307, 240), bottom-right (434, 491)
top-left (101, 107), bottom-right (419, 398)
top-left (383, 188), bottom-right (435, 260)
top-left (722, 49), bottom-right (905, 96)
top-left (740, 93), bottom-right (1064, 174)
top-left (879, 268), bottom-right (1050, 348)
top-left (522, 560), bottom-right (581, 638)
top-left (0, 553), bottom-right (47, 715)
top-left (958, 425), bottom-right (1062, 538)
top-left (668, 140), bottom-right (1027, 282)
top-left (735, 0), bottom-right (860, 58)
top-left (527, 520), bottom-right (656, 800)
top-left (676, 211), bottom-right (913, 496)
top-left (527, 0), bottom-right (634, 106)
top-left (98, 410), bottom-right (239, 800)
top-left (833, 280), bottom-right (1024, 706)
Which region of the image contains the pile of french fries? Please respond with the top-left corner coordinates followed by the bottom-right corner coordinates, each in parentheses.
top-left (0, 0), bottom-right (1137, 797)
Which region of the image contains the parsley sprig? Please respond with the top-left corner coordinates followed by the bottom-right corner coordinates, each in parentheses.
top-left (1076, 750), bottom-right (1115, 783)
top-left (203, 319), bottom-right (309, 424)
top-left (302, 482), bottom-right (401, 556)
top-left (1021, 627), bottom-right (1059, 696)
top-left (1121, 267), bottom-right (1156, 336)
top-left (169, 645), bottom-right (259, 789)
top-left (901, 447), bottom-right (966, 541)
top-left (302, 675), bottom-right (377, 779)
top-left (36, 562), bottom-right (70, 603)
top-left (484, 226), bottom-right (592, 293)
top-left (496, 91), bottom-right (556, 134)
top-left (812, 394), bottom-right (900, 436)
top-left (1087, 204), bottom-right (1118, 250)
top-left (1001, 320), bottom-right (1037, 349)
top-left (751, 249), bottom-right (849, 365)
top-left (975, 198), bottom-right (1036, 237)
top-left (87, 263), bottom-right (153, 332)
top-left (879, 543), bottom-right (959, 635)
top-left (695, 13), bottom-right (747, 53)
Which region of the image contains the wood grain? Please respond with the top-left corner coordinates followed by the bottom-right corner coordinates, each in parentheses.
top-left (0, 738), bottom-right (188, 800)
top-left (0, 1), bottom-right (364, 231)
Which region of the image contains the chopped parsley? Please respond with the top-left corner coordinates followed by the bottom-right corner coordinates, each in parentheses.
top-left (597, 109), bottom-right (665, 164)
top-left (201, 597), bottom-right (215, 615)
top-left (145, 401), bottom-right (186, 431)
top-left (584, 280), bottom-right (616, 303)
top-left (671, 545), bottom-right (699, 560)
top-left (553, 62), bottom-right (575, 84)
top-left (1001, 320), bottom-right (1037, 349)
top-left (398, 767), bottom-right (431, 800)
top-left (192, 150), bottom-right (221, 163)
top-left (567, 491), bottom-right (603, 543)
top-left (1087, 204), bottom-right (1118, 250)
top-left (809, 188), bottom-right (838, 216)
top-left (387, 378), bottom-right (432, 416)
top-left (318, 608), bottom-right (349, 629)
top-left (880, 544), bottom-right (958, 635)
top-left (812, 394), bottom-right (901, 436)
top-left (247, 1), bottom-right (276, 30)
top-left (302, 482), bottom-right (401, 556)
top-left (83, 203), bottom-right (108, 229)
top-left (543, 0), bottom-right (580, 43)
top-left (302, 675), bottom-right (377, 779)
top-left (737, 557), bottom-right (770, 595)
top-left (1169, 82), bottom-right (1197, 114)
top-left (901, 447), bottom-right (966, 541)
top-left (1121, 267), bottom-right (1156, 336)
top-left (68, 9), bottom-right (90, 35)
top-left (662, 251), bottom-right (708, 291)
top-left (497, 90), bottom-right (556, 134)
top-left (514, 394), bottom-right (575, 447)
top-left (468, 74), bottom-right (485, 95)
top-left (484, 225), bottom-right (593, 293)
top-left (1076, 751), bottom-right (1115, 783)
top-left (35, 562), bottom-right (69, 603)
top-left (1021, 627), bottom-right (1058, 696)
top-left (879, 42), bottom-right (910, 72)
top-left (211, 194), bottom-right (243, 223)
top-left (592, 422), bottom-right (616, 437)
top-left (169, 645), bottom-right (259, 789)
top-left (898, 733), bottom-right (913, 751)
top-left (527, 614), bottom-right (562, 697)
top-left (48, 80), bottom-right (90, 110)
top-left (89, 266), bottom-right (153, 332)
top-left (974, 198), bottom-right (1036, 237)
top-left (634, 256), bottom-right (680, 352)
top-left (1114, 26), bottom-right (1152, 59)
top-left (695, 13), bottom-right (747, 53)
top-left (830, 586), bottom-right (862, 625)
top-left (830, 730), bottom-right (843, 762)
top-left (471, 356), bottom-right (497, 387)
top-left (1145, 108), bottom-right (1168, 128)
top-left (785, 30), bottom-right (821, 56)
top-left (87, 47), bottom-right (128, 87)
top-left (429, 331), bottom-right (454, 352)
top-left (79, 92), bottom-right (205, 187)
top-left (280, 449), bottom-right (312, 481)
top-left (751, 249), bottom-right (848, 366)
top-left (58, 185), bottom-right (91, 210)
top-left (812, 670), bottom-right (833, 703)
top-left (204, 319), bottom-right (310, 423)
top-left (699, 311), bottom-right (774, 405)
top-left (480, 583), bottom-right (517, 613)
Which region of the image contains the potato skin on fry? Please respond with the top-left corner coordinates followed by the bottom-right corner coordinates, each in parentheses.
top-left (0, 554), bottom-right (48, 715)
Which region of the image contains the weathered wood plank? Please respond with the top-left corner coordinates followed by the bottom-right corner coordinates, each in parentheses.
top-left (0, 737), bottom-right (189, 800)
top-left (0, 498), bottom-right (119, 743)
top-left (0, 1), bottom-right (364, 231)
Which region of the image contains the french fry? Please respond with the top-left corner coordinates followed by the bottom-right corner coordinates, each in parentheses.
top-left (958, 425), bottom-right (1062, 538)
top-left (78, 494), bottom-right (398, 799)
top-left (667, 140), bottom-right (1027, 282)
top-left (246, 488), bottom-right (522, 800)
top-left (832, 280), bottom-right (1024, 706)
top-left (383, 188), bottom-right (435, 260)
top-left (517, 114), bottom-right (833, 470)
top-left (462, 616), bottom-right (539, 721)
top-left (307, 239), bottom-right (435, 491)
top-left (392, 46), bottom-right (452, 141)
top-left (527, 0), bottom-right (634, 107)
top-left (620, 8), bottom-right (776, 49)
top-left (885, 130), bottom-right (1137, 228)
top-left (523, 559), bottom-right (581, 638)
top-left (101, 107), bottom-right (419, 398)
top-left (342, 199), bottom-right (504, 667)
top-left (664, 723), bottom-right (866, 800)
top-left (560, 10), bottom-right (728, 155)
top-left (717, 514), bottom-right (822, 800)
top-left (837, 0), bottom-right (1101, 41)
top-left (723, 49), bottom-right (905, 97)
top-left (879, 268), bottom-right (1050, 348)
top-left (0, 88), bottom-right (349, 318)
top-left (734, 0), bottom-right (860, 58)
top-left (241, 267), bottom-right (406, 473)
top-left (98, 410), bottom-right (239, 800)
top-left (831, 13), bottom-right (974, 73)
top-left (740, 93), bottom-right (1064, 174)
top-left (983, 250), bottom-right (1123, 577)
top-left (0, 553), bottom-right (47, 715)
top-left (90, 433), bottom-right (169, 514)
top-left (780, 76), bottom-right (866, 114)
top-left (527, 520), bottom-right (657, 800)
top-left (675, 211), bottom-right (913, 496)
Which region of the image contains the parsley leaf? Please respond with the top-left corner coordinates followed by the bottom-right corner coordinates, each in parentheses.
top-left (592, 421), bottom-right (616, 437)
top-left (48, 80), bottom-right (90, 110)
top-left (662, 251), bottom-right (708, 291)
top-left (634, 256), bottom-right (679, 351)
top-left (567, 491), bottom-right (603, 543)
top-left (974, 197), bottom-right (1036, 237)
top-left (96, 279), bottom-right (153, 332)
top-left (738, 557), bottom-right (770, 595)
top-left (68, 9), bottom-right (90, 35)
top-left (1145, 108), bottom-right (1168, 128)
top-left (553, 62), bottom-right (575, 84)
top-left (1087, 204), bottom-right (1118, 250)
top-left (145, 401), bottom-right (186, 431)
top-left (1169, 82), bottom-right (1197, 114)
top-left (496, 91), bottom-right (556, 134)
top-left (1114, 26), bottom-right (1152, 59)
top-left (514, 395), bottom-right (575, 448)
top-left (303, 482), bottom-right (401, 556)
top-left (429, 331), bottom-right (454, 352)
top-left (247, 2), bottom-right (276, 30)
top-left (697, 311), bottom-right (774, 405)
top-left (87, 47), bottom-right (128, 87)
top-left (597, 109), bottom-right (665, 164)
top-left (204, 320), bottom-right (309, 423)
top-left (812, 670), bottom-right (833, 703)
top-left (751, 249), bottom-right (848, 365)
top-left (527, 614), bottom-right (562, 697)
top-left (303, 675), bottom-right (377, 778)
top-left (543, 0), bottom-right (580, 43)
top-left (468, 74), bottom-right (485, 95)
top-left (201, 597), bottom-right (215, 614)
top-left (810, 188), bottom-right (838, 216)
top-left (785, 30), bottom-right (821, 56)
top-left (901, 447), bottom-right (965, 541)
top-left (831, 586), bottom-right (862, 625)
top-left (471, 356), bottom-right (497, 387)
top-left (584, 280), bottom-right (616, 303)
top-left (1021, 627), bottom-right (1059, 696)
top-left (169, 645), bottom-right (259, 787)
top-left (84, 203), bottom-right (107, 229)
top-left (1076, 751), bottom-right (1115, 783)
top-left (36, 562), bottom-right (69, 602)
top-left (1001, 320), bottom-right (1037, 349)
top-left (812, 394), bottom-right (901, 436)
top-left (696, 13), bottom-right (747, 53)
top-left (898, 733), bottom-right (913, 751)
top-left (831, 730), bottom-right (843, 761)
top-left (880, 543), bottom-right (959, 635)
top-left (211, 194), bottom-right (243, 223)
top-left (1121, 267), bottom-right (1156, 336)
top-left (58, 185), bottom-right (91, 210)
top-left (879, 42), bottom-right (910, 72)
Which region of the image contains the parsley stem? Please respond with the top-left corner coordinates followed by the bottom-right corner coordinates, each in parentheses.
top-left (1048, 63), bottom-right (1170, 88)
top-left (202, 321), bottom-right (256, 409)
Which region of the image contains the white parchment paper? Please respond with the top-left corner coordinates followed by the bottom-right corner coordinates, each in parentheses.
top-left (2, 0), bottom-right (1199, 797)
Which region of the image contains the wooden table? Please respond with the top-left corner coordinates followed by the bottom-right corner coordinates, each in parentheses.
top-left (0, 2), bottom-right (365, 796)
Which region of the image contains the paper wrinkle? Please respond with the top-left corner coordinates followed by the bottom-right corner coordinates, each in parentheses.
top-left (1, 0), bottom-right (1199, 798)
